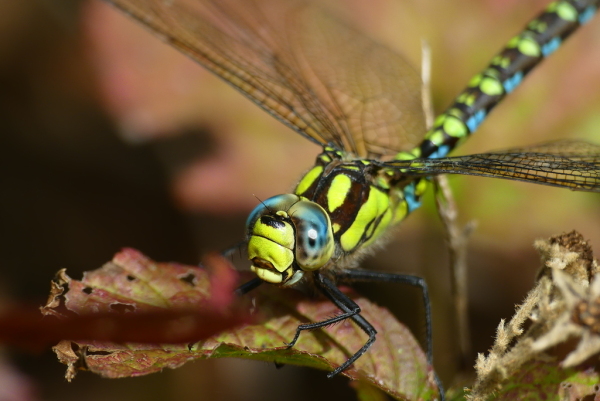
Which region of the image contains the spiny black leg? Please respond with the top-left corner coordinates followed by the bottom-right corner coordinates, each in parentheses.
top-left (336, 269), bottom-right (433, 364)
top-left (285, 272), bottom-right (377, 379)
top-left (336, 269), bottom-right (444, 400)
top-left (235, 277), bottom-right (263, 296)
top-left (326, 313), bottom-right (376, 379)
top-left (317, 274), bottom-right (377, 378)
top-left (284, 273), bottom-right (365, 348)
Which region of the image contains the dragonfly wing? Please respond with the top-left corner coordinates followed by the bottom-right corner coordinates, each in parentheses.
top-left (295, 6), bottom-right (427, 157)
top-left (384, 140), bottom-right (600, 192)
top-left (103, 0), bottom-right (426, 158)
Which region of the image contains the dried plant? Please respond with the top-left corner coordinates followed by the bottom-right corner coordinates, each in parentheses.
top-left (469, 231), bottom-right (600, 401)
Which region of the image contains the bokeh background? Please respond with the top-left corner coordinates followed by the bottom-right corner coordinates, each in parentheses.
top-left (1, 0), bottom-right (599, 400)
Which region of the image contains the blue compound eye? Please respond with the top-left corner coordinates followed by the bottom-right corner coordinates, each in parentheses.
top-left (289, 201), bottom-right (334, 271)
top-left (245, 194), bottom-right (300, 233)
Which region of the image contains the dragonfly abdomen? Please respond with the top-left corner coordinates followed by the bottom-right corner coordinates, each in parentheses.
top-left (409, 0), bottom-right (599, 160)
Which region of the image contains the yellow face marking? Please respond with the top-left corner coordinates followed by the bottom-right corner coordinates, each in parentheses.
top-left (248, 236), bottom-right (294, 274)
top-left (342, 165), bottom-right (360, 171)
top-left (252, 219), bottom-right (294, 249)
top-left (251, 264), bottom-right (283, 283)
top-left (327, 174), bottom-right (352, 213)
top-left (295, 166), bottom-right (323, 196)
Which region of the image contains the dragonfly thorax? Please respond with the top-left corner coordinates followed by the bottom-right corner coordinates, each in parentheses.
top-left (294, 148), bottom-right (419, 257)
top-left (246, 194), bottom-right (334, 285)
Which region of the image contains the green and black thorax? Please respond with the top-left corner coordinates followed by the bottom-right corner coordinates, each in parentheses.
top-left (294, 146), bottom-right (426, 259)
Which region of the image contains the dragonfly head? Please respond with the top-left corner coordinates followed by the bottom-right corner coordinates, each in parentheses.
top-left (246, 194), bottom-right (334, 285)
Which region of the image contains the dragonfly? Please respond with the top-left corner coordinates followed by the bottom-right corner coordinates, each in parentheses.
top-left (101, 0), bottom-right (600, 395)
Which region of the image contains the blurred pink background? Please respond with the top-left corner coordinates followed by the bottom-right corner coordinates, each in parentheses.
top-left (1, 0), bottom-right (599, 400)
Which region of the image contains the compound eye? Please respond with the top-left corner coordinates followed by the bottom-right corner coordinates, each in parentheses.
top-left (289, 201), bottom-right (334, 271)
top-left (245, 194), bottom-right (300, 234)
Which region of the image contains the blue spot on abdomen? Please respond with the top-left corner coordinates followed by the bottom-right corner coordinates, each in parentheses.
top-left (403, 183), bottom-right (422, 212)
top-left (579, 6), bottom-right (596, 24)
top-left (503, 71), bottom-right (523, 94)
top-left (428, 145), bottom-right (451, 159)
top-left (465, 109), bottom-right (486, 133)
top-left (541, 37), bottom-right (561, 57)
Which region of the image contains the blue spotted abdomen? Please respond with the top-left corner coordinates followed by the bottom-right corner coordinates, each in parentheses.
top-left (407, 0), bottom-right (599, 160)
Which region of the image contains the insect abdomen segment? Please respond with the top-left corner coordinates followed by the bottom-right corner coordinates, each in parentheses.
top-left (409, 0), bottom-right (599, 160)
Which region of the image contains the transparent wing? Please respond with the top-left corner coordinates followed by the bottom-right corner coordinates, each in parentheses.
top-left (104, 0), bottom-right (426, 158)
top-left (383, 140), bottom-right (600, 192)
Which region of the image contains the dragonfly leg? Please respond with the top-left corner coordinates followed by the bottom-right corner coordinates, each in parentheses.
top-left (336, 269), bottom-right (445, 400)
top-left (235, 277), bottom-right (263, 296)
top-left (284, 272), bottom-right (377, 378)
top-left (336, 269), bottom-right (433, 362)
top-left (223, 241), bottom-right (262, 296)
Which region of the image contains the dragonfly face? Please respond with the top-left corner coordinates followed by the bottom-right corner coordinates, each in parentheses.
top-left (246, 194), bottom-right (334, 285)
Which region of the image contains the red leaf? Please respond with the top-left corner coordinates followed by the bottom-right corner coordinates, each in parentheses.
top-left (41, 249), bottom-right (438, 399)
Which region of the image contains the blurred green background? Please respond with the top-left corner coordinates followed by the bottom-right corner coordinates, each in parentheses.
top-left (1, 0), bottom-right (599, 400)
